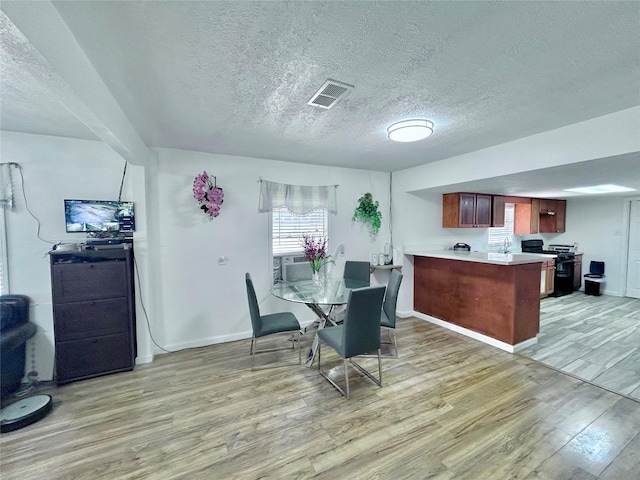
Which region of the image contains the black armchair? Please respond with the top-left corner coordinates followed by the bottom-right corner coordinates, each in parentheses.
top-left (1, 295), bottom-right (37, 400)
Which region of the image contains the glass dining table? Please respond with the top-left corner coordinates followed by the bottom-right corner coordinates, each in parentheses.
top-left (271, 276), bottom-right (369, 367)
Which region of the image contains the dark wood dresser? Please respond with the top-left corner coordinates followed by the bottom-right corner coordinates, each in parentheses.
top-left (50, 245), bottom-right (136, 385)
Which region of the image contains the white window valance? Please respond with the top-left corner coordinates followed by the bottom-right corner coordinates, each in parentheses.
top-left (258, 180), bottom-right (338, 215)
top-left (0, 163), bottom-right (16, 210)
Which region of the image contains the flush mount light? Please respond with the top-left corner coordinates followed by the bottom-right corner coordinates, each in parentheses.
top-left (387, 119), bottom-right (434, 142)
top-left (563, 184), bottom-right (636, 194)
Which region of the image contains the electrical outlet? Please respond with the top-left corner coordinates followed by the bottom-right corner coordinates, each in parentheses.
top-left (218, 255), bottom-right (228, 265)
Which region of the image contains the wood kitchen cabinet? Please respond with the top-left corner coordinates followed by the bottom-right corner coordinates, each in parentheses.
top-left (541, 259), bottom-right (555, 298)
top-left (442, 193), bottom-right (492, 228)
top-left (539, 199), bottom-right (566, 233)
top-left (514, 199), bottom-right (540, 234)
top-left (514, 198), bottom-right (566, 234)
top-left (446, 193), bottom-right (567, 232)
top-left (574, 253), bottom-right (583, 290)
top-left (492, 195), bottom-right (506, 227)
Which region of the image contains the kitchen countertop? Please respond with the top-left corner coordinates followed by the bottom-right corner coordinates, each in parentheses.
top-left (404, 250), bottom-right (552, 265)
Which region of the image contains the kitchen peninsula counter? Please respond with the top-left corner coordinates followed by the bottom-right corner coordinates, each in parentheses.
top-left (409, 250), bottom-right (543, 351)
top-left (404, 249), bottom-right (551, 265)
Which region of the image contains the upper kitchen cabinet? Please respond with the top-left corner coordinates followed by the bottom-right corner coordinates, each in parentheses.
top-left (514, 199), bottom-right (540, 235)
top-left (514, 198), bottom-right (566, 234)
top-left (444, 193), bottom-right (567, 232)
top-left (492, 196), bottom-right (506, 227)
top-left (538, 199), bottom-right (566, 233)
top-left (442, 193), bottom-right (492, 228)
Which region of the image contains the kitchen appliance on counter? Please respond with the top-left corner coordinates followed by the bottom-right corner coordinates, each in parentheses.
top-left (453, 243), bottom-right (471, 251)
top-left (521, 240), bottom-right (576, 297)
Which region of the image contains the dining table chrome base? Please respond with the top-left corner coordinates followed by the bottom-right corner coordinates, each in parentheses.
top-left (304, 303), bottom-right (336, 367)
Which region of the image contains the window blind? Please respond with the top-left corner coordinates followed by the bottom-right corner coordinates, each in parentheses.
top-left (488, 203), bottom-right (515, 248)
top-left (272, 207), bottom-right (328, 255)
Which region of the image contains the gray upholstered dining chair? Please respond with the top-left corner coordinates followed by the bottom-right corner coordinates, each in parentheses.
top-left (380, 269), bottom-right (403, 357)
top-left (343, 261), bottom-right (371, 286)
top-left (245, 273), bottom-right (302, 370)
top-left (329, 260), bottom-right (371, 324)
top-left (317, 285), bottom-right (386, 398)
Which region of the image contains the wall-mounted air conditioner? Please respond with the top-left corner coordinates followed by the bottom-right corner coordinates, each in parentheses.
top-left (282, 255), bottom-right (312, 282)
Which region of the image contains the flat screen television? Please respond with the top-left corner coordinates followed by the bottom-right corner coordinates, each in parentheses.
top-left (64, 199), bottom-right (135, 233)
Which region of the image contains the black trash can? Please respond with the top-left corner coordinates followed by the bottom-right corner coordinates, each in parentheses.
top-left (585, 279), bottom-right (603, 296)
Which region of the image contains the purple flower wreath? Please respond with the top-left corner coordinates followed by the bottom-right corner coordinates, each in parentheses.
top-left (193, 171), bottom-right (224, 218)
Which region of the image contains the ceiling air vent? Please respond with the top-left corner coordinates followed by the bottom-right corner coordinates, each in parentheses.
top-left (307, 79), bottom-right (354, 110)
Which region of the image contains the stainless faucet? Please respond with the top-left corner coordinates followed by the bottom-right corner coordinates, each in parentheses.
top-left (502, 237), bottom-right (511, 254)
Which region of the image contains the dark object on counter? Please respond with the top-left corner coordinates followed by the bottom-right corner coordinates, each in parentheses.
top-left (584, 261), bottom-right (605, 296)
top-left (453, 243), bottom-right (471, 251)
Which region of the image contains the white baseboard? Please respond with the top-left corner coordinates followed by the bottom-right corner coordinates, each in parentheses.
top-left (135, 354), bottom-right (154, 365)
top-left (396, 309), bottom-right (414, 319)
top-left (159, 331), bottom-right (252, 354)
top-left (412, 311), bottom-right (538, 354)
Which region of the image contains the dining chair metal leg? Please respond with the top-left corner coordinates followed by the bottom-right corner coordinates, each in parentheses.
top-left (344, 358), bottom-right (350, 399)
top-left (251, 337), bottom-right (256, 369)
top-left (377, 327), bottom-right (398, 358)
top-left (250, 332), bottom-right (303, 370)
top-left (390, 329), bottom-right (398, 358)
top-left (349, 356), bottom-right (383, 388)
top-left (318, 340), bottom-right (350, 398)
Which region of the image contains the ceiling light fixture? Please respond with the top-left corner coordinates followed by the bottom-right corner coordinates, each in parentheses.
top-left (387, 119), bottom-right (434, 142)
top-left (563, 184), bottom-right (636, 194)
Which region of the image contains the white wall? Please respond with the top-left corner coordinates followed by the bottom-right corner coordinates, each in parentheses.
top-left (0, 131), bottom-right (151, 380)
top-left (153, 148), bottom-right (391, 351)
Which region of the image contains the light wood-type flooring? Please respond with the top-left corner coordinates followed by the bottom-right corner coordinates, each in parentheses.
top-left (519, 293), bottom-right (640, 402)
top-left (2, 318), bottom-right (639, 479)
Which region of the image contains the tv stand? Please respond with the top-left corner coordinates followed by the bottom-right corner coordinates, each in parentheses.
top-left (50, 245), bottom-right (136, 385)
top-left (86, 237), bottom-right (133, 246)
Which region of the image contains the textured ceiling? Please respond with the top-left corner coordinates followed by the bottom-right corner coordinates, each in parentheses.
top-left (1, 1), bottom-right (639, 193)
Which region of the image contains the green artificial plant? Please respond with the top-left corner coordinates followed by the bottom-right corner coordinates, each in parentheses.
top-left (352, 192), bottom-right (382, 236)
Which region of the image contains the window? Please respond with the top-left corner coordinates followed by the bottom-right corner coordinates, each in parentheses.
top-left (272, 207), bottom-right (328, 256)
top-left (488, 203), bottom-right (515, 249)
